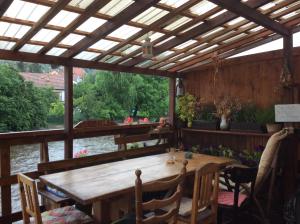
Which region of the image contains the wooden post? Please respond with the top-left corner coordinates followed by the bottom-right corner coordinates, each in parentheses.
top-left (168, 77), bottom-right (176, 126)
top-left (0, 143), bottom-right (11, 224)
top-left (64, 66), bottom-right (73, 159)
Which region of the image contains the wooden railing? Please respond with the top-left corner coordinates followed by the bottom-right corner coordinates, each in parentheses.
top-left (0, 123), bottom-right (171, 223)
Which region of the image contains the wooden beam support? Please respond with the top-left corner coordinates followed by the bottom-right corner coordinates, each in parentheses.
top-left (12, 0), bottom-right (72, 51)
top-left (0, 0), bottom-right (13, 17)
top-left (168, 78), bottom-right (176, 127)
top-left (122, 0), bottom-right (270, 67)
top-left (208, 0), bottom-right (290, 36)
top-left (283, 34), bottom-right (294, 75)
top-left (64, 66), bottom-right (73, 159)
top-left (62, 0), bottom-right (161, 58)
top-left (38, 0), bottom-right (111, 54)
top-left (0, 50), bottom-right (178, 77)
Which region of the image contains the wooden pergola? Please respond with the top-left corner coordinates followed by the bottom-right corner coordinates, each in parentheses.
top-left (0, 0), bottom-right (300, 222)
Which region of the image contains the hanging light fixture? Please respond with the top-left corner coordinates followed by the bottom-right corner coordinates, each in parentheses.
top-left (176, 78), bottom-right (185, 97)
top-left (142, 34), bottom-right (153, 59)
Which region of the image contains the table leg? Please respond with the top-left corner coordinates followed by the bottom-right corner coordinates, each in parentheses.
top-left (93, 200), bottom-right (111, 224)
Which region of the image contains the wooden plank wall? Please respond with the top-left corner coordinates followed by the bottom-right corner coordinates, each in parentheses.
top-left (184, 48), bottom-right (300, 108)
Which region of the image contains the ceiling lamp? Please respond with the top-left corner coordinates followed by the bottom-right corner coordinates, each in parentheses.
top-left (142, 35), bottom-right (153, 59)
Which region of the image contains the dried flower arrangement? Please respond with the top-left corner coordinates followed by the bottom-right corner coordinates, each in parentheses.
top-left (214, 96), bottom-right (241, 119)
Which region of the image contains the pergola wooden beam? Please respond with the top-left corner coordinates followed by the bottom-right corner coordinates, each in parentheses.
top-left (62, 0), bottom-right (161, 58)
top-left (208, 0), bottom-right (290, 36)
top-left (0, 0), bottom-right (14, 17)
top-left (0, 49), bottom-right (177, 77)
top-left (39, 0), bottom-right (111, 54)
top-left (12, 0), bottom-right (72, 51)
top-left (122, 0), bottom-right (270, 67)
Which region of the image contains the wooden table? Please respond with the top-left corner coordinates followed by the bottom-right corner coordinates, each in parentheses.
top-left (40, 152), bottom-right (234, 223)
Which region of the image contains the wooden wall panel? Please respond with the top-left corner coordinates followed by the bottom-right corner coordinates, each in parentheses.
top-left (184, 49), bottom-right (300, 108)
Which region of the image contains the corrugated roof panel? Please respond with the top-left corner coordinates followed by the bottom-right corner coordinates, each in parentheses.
top-left (250, 26), bottom-right (264, 32)
top-left (132, 7), bottom-right (169, 25)
top-left (155, 50), bottom-right (174, 60)
top-left (178, 54), bottom-right (196, 62)
top-left (137, 32), bottom-right (165, 42)
top-left (119, 45), bottom-right (140, 55)
top-left (69, 0), bottom-right (94, 9)
top-left (0, 22), bottom-right (31, 39)
top-left (155, 35), bottom-right (175, 46)
top-left (0, 41), bottom-right (15, 50)
top-left (190, 0), bottom-right (217, 15)
top-left (199, 44), bottom-right (219, 53)
top-left (77, 17), bottom-right (107, 33)
top-left (105, 55), bottom-right (122, 63)
top-left (90, 39), bottom-right (119, 51)
top-left (99, 0), bottom-right (134, 17)
top-left (108, 25), bottom-right (141, 39)
top-left (46, 47), bottom-right (67, 56)
top-left (164, 16), bottom-right (192, 31)
top-left (208, 9), bottom-right (227, 19)
top-left (74, 51), bottom-right (100, 60)
top-left (175, 39), bottom-right (198, 49)
top-left (136, 60), bottom-right (153, 68)
top-left (227, 17), bottom-right (247, 26)
top-left (4, 0), bottom-right (49, 22)
top-left (31, 29), bottom-right (60, 42)
top-left (48, 10), bottom-right (79, 27)
top-left (19, 44), bottom-right (43, 53)
top-left (201, 27), bottom-right (224, 38)
top-left (60, 33), bottom-right (85, 45)
top-left (159, 0), bottom-right (189, 8)
top-left (223, 33), bottom-right (247, 43)
top-left (180, 21), bottom-right (204, 34)
top-left (158, 63), bottom-right (176, 70)
top-left (281, 11), bottom-right (299, 20)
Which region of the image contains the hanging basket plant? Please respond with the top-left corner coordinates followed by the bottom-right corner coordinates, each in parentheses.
top-left (178, 93), bottom-right (196, 128)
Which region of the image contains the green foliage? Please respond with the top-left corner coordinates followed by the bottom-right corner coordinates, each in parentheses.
top-left (233, 103), bottom-right (258, 123)
top-left (255, 106), bottom-right (275, 124)
top-left (195, 103), bottom-right (216, 121)
top-left (73, 71), bottom-right (168, 122)
top-left (48, 100), bottom-right (64, 123)
top-left (177, 93), bottom-right (196, 127)
top-left (0, 65), bottom-right (56, 132)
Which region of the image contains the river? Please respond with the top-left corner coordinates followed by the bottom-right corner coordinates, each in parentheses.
top-left (7, 136), bottom-right (118, 216)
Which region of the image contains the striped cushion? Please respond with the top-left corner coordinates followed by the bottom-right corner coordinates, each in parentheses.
top-left (218, 191), bottom-right (247, 207)
top-left (32, 206), bottom-right (93, 224)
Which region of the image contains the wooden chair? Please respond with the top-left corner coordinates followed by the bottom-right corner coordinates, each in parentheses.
top-left (178, 163), bottom-right (220, 224)
top-left (112, 160), bottom-right (188, 224)
top-left (18, 173), bottom-right (93, 224)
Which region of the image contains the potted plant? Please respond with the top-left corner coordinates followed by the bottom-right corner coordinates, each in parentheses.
top-left (255, 106), bottom-right (282, 133)
top-left (192, 103), bottom-right (218, 130)
top-left (177, 93), bottom-right (196, 128)
top-left (214, 97), bottom-right (241, 130)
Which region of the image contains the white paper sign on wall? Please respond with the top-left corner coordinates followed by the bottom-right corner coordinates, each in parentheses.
top-left (275, 104), bottom-right (300, 122)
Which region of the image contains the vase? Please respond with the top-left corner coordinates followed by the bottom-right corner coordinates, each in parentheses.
top-left (220, 115), bottom-right (229, 130)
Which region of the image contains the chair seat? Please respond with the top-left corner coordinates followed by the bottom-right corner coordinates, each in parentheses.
top-left (31, 205), bottom-right (93, 224)
top-left (218, 191), bottom-right (248, 207)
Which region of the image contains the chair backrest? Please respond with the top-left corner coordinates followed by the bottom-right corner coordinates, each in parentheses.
top-left (17, 173), bottom-right (42, 224)
top-left (255, 129), bottom-right (288, 194)
top-left (135, 160), bottom-right (188, 224)
top-left (191, 163), bottom-right (220, 224)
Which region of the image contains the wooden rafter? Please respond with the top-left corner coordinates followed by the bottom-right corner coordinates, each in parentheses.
top-left (61, 0), bottom-right (161, 58)
top-left (94, 0), bottom-right (203, 62)
top-left (0, 0), bottom-right (13, 17)
top-left (38, 0), bottom-right (111, 54)
top-left (208, 0), bottom-right (290, 36)
top-left (150, 0), bottom-right (298, 70)
top-left (0, 49), bottom-right (177, 77)
top-left (12, 0), bottom-right (72, 51)
top-left (121, 0), bottom-right (270, 67)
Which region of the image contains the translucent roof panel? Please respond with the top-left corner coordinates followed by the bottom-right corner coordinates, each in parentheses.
top-left (74, 51), bottom-right (100, 60)
top-left (208, 9), bottom-right (227, 19)
top-left (132, 7), bottom-right (169, 25)
top-left (0, 41), bottom-right (15, 50)
top-left (180, 21), bottom-right (204, 34)
top-left (250, 26), bottom-right (264, 32)
top-left (155, 36), bottom-right (175, 46)
top-left (46, 47), bottom-right (67, 56)
top-left (48, 10), bottom-right (79, 27)
top-left (222, 33), bottom-right (247, 44)
top-left (31, 29), bottom-right (60, 43)
top-left (175, 40), bottom-right (198, 49)
top-left (199, 44), bottom-right (219, 53)
top-left (159, 0), bottom-right (190, 8)
top-left (60, 33), bottom-right (85, 45)
top-left (19, 44), bottom-right (43, 53)
top-left (108, 25), bottom-right (141, 39)
top-left (77, 17), bottom-right (107, 33)
top-left (155, 50), bottom-right (174, 60)
top-left (164, 16), bottom-right (192, 31)
top-left (4, 0), bottom-right (49, 22)
top-left (0, 22), bottom-right (31, 39)
top-left (137, 32), bottom-right (165, 42)
top-left (90, 39), bottom-right (119, 51)
top-left (190, 0), bottom-right (217, 15)
top-left (227, 17), bottom-right (247, 26)
top-left (178, 54), bottom-right (196, 62)
top-left (119, 45), bottom-right (140, 55)
top-left (136, 60), bottom-right (153, 68)
top-left (69, 0), bottom-right (94, 9)
top-left (104, 55), bottom-right (122, 63)
top-left (201, 27), bottom-right (224, 38)
top-left (99, 0), bottom-right (134, 17)
top-left (159, 63), bottom-right (176, 70)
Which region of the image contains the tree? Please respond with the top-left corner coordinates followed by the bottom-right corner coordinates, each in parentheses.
top-left (74, 71), bottom-right (169, 122)
top-left (0, 65), bottom-right (56, 132)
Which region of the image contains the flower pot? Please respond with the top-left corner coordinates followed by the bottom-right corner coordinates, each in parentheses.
top-left (266, 123), bottom-right (282, 133)
top-left (219, 115), bottom-right (230, 130)
top-left (192, 120), bottom-right (218, 130)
